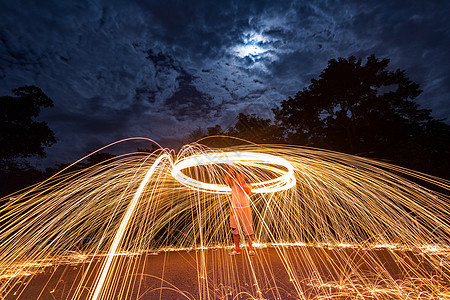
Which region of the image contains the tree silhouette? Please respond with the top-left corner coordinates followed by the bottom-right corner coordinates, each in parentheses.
top-left (185, 114), bottom-right (283, 147)
top-left (274, 55), bottom-right (450, 177)
top-left (0, 86), bottom-right (56, 160)
top-left (227, 113), bottom-right (283, 144)
top-left (184, 125), bottom-right (228, 147)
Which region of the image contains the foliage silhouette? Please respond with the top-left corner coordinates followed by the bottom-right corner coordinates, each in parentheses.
top-left (0, 86), bottom-right (57, 196)
top-left (227, 113), bottom-right (283, 144)
top-left (0, 85), bottom-right (56, 160)
top-left (273, 55), bottom-right (450, 178)
top-left (185, 114), bottom-right (283, 147)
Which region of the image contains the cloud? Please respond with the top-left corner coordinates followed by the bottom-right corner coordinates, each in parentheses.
top-left (1, 0), bottom-right (449, 167)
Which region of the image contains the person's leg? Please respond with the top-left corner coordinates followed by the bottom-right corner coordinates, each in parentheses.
top-left (247, 235), bottom-right (253, 252)
top-left (233, 233), bottom-right (241, 252)
top-left (240, 206), bottom-right (254, 255)
top-left (230, 209), bottom-right (241, 255)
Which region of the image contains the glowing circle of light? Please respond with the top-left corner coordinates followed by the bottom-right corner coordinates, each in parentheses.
top-left (171, 151), bottom-right (296, 194)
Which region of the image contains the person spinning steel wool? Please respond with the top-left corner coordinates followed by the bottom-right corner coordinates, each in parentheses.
top-left (225, 166), bottom-right (255, 256)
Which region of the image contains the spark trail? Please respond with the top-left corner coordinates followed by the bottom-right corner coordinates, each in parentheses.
top-left (0, 139), bottom-right (449, 299)
top-left (91, 153), bottom-right (172, 300)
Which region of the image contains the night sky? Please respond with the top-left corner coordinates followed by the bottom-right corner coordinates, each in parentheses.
top-left (1, 0), bottom-right (449, 168)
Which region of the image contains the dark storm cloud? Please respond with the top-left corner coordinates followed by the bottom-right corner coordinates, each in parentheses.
top-left (1, 0), bottom-right (449, 167)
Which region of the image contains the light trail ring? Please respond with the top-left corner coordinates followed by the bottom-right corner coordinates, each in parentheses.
top-left (171, 151), bottom-right (296, 194)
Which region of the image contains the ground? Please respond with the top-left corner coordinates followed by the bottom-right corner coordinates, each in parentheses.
top-left (4, 245), bottom-right (450, 299)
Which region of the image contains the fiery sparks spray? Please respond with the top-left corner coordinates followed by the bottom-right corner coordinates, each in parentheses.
top-left (0, 138), bottom-right (449, 299)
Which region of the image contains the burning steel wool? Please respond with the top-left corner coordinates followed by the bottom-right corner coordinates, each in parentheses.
top-left (0, 138), bottom-right (449, 299)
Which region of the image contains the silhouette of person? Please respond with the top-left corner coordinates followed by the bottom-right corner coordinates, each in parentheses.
top-left (225, 166), bottom-right (254, 256)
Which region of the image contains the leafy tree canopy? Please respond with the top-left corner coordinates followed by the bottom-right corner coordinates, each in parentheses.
top-left (273, 55), bottom-right (450, 177)
top-left (0, 86), bottom-right (56, 160)
top-left (185, 114), bottom-right (282, 147)
top-left (227, 113), bottom-right (283, 144)
top-left (274, 55), bottom-right (425, 151)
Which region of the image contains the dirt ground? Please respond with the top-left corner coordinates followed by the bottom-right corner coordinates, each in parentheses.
top-left (3, 245), bottom-right (450, 299)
